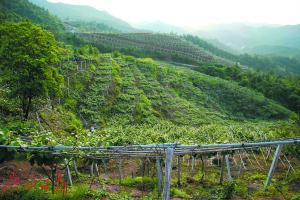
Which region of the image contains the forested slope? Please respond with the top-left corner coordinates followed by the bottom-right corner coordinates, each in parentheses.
top-left (0, 0), bottom-right (64, 35)
top-left (29, 0), bottom-right (136, 32)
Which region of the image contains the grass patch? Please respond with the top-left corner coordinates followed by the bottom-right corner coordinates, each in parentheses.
top-left (120, 176), bottom-right (157, 190)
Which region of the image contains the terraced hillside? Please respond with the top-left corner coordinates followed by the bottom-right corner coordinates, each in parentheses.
top-left (61, 51), bottom-right (290, 128)
top-left (78, 33), bottom-right (232, 66)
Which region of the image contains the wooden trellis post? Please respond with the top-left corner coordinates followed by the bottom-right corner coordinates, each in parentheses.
top-left (163, 148), bottom-right (174, 200)
top-left (265, 144), bottom-right (283, 190)
top-left (225, 155), bottom-right (232, 181)
top-left (94, 162), bottom-right (100, 176)
top-left (118, 159), bottom-right (123, 184)
top-left (191, 156), bottom-right (195, 173)
top-left (90, 160), bottom-right (94, 176)
top-left (102, 159), bottom-right (108, 176)
top-left (73, 160), bottom-right (78, 176)
top-left (199, 155), bottom-right (205, 183)
top-left (156, 157), bottom-right (163, 197)
top-left (220, 154), bottom-right (225, 184)
top-left (146, 157), bottom-right (151, 176)
top-left (64, 160), bottom-right (73, 186)
top-left (177, 156), bottom-right (181, 188)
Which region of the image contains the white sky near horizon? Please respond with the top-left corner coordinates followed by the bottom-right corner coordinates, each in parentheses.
top-left (48, 0), bottom-right (300, 27)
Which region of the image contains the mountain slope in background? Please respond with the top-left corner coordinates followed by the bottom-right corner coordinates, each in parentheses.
top-left (244, 45), bottom-right (300, 58)
top-left (0, 0), bottom-right (64, 35)
top-left (29, 0), bottom-right (136, 32)
top-left (78, 32), bottom-right (234, 66)
top-left (133, 21), bottom-right (187, 34)
top-left (195, 23), bottom-right (300, 59)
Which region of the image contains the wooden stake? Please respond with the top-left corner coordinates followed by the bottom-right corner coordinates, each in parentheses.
top-left (251, 149), bottom-right (263, 170)
top-left (177, 156), bottom-right (181, 188)
top-left (220, 154), bottom-right (225, 184)
top-left (118, 159), bottom-right (123, 184)
top-left (286, 165), bottom-right (292, 179)
top-left (192, 156), bottom-right (195, 173)
top-left (200, 155), bottom-right (205, 183)
top-left (239, 152), bottom-right (246, 169)
top-left (90, 160), bottom-right (94, 176)
top-left (94, 162), bottom-right (99, 176)
top-left (260, 148), bottom-right (268, 166)
top-left (65, 164), bottom-right (73, 186)
top-left (102, 159), bottom-right (108, 176)
top-left (73, 160), bottom-right (78, 176)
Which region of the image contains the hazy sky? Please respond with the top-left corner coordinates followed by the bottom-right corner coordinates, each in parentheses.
top-left (48, 0), bottom-right (300, 27)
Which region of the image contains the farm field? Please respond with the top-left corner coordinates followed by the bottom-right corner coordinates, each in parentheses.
top-left (0, 0), bottom-right (300, 199)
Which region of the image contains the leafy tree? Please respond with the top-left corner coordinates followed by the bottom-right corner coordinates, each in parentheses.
top-left (0, 22), bottom-right (63, 119)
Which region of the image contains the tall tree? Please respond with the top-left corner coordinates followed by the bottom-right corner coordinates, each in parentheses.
top-left (0, 22), bottom-right (63, 119)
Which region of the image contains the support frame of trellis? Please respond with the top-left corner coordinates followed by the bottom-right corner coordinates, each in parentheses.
top-left (1, 138), bottom-right (300, 200)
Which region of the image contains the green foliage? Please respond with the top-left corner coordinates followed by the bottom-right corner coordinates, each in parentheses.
top-left (4, 120), bottom-right (38, 135)
top-left (39, 106), bottom-right (83, 134)
top-left (232, 180), bottom-right (249, 198)
top-left (0, 0), bottom-right (65, 36)
top-left (120, 176), bottom-right (156, 189)
top-left (0, 185), bottom-right (109, 200)
top-left (134, 95), bottom-right (155, 123)
top-left (245, 172), bottom-right (267, 182)
top-left (0, 187), bottom-right (48, 200)
top-left (0, 128), bottom-right (23, 163)
top-left (76, 44), bottom-right (100, 60)
top-left (0, 22), bottom-right (64, 119)
top-left (29, 0), bottom-right (135, 32)
top-left (194, 64), bottom-right (300, 113)
top-left (194, 182), bottom-right (235, 200)
top-left (171, 188), bottom-right (191, 198)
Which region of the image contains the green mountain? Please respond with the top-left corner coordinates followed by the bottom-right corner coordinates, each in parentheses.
top-left (0, 0), bottom-right (64, 35)
top-left (196, 23), bottom-right (300, 58)
top-left (78, 32), bottom-right (300, 74)
top-left (244, 45), bottom-right (300, 58)
top-left (134, 21), bottom-right (188, 34)
top-left (29, 0), bottom-right (136, 32)
top-left (183, 35), bottom-right (300, 74)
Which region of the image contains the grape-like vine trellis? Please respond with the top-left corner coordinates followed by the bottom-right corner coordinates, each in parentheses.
top-left (1, 138), bottom-right (299, 200)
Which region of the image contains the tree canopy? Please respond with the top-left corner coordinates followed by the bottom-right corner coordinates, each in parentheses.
top-left (0, 22), bottom-right (63, 119)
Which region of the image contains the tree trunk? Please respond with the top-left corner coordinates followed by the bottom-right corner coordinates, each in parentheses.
top-left (24, 96), bottom-right (32, 119)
